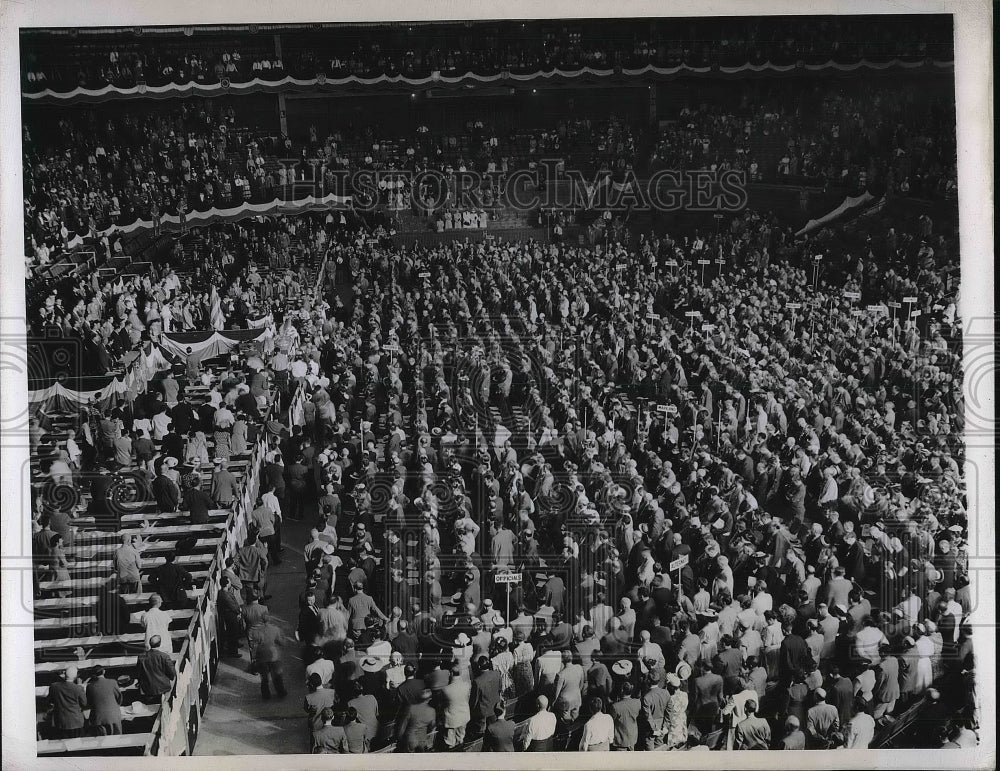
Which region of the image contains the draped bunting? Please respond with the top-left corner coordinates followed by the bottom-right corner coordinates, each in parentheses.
top-left (61, 192), bottom-right (352, 250)
top-left (23, 57), bottom-right (953, 104)
top-left (156, 328), bottom-right (268, 362)
top-left (795, 191), bottom-right (877, 236)
top-left (28, 343), bottom-right (171, 415)
top-left (26, 329), bottom-right (266, 413)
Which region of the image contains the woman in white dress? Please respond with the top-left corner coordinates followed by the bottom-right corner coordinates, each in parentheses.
top-left (490, 637), bottom-right (515, 697)
top-left (184, 430), bottom-right (210, 466)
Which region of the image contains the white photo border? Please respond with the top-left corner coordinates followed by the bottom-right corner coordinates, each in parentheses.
top-left (1, 1), bottom-right (993, 769)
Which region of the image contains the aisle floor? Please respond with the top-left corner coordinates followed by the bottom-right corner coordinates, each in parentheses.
top-left (194, 518), bottom-right (313, 756)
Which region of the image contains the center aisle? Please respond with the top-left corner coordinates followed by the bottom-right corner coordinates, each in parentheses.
top-left (194, 516), bottom-right (314, 756)
top-left (195, 251), bottom-right (352, 756)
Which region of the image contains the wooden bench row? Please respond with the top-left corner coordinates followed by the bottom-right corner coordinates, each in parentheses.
top-left (64, 552), bottom-right (214, 576)
top-left (34, 587), bottom-right (206, 613)
top-left (38, 569), bottom-right (211, 596)
top-left (68, 537), bottom-right (221, 562)
top-left (34, 586), bottom-right (205, 613)
top-left (36, 651), bottom-right (183, 676)
top-left (35, 608), bottom-right (197, 637)
top-left (74, 523), bottom-right (228, 545)
top-left (37, 733), bottom-right (151, 755)
top-left (35, 629), bottom-right (190, 656)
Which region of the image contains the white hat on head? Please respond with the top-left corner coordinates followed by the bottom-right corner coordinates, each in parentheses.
top-left (360, 656), bottom-right (384, 673)
top-left (612, 660), bottom-right (632, 676)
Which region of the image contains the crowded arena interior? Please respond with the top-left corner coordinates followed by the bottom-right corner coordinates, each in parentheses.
top-left (18, 14), bottom-right (979, 758)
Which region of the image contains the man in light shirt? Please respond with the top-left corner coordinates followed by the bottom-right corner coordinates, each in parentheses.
top-left (844, 697), bottom-right (876, 748)
top-left (817, 604), bottom-right (841, 662)
top-left (854, 616), bottom-right (889, 664)
top-left (589, 592), bottom-right (614, 637)
top-left (637, 630), bottom-right (665, 673)
top-left (893, 588), bottom-right (921, 628)
top-left (251, 493), bottom-right (280, 565)
top-left (751, 580), bottom-right (773, 617)
top-left (520, 695), bottom-right (556, 751)
top-left (306, 650), bottom-right (336, 687)
top-left (535, 646), bottom-right (563, 696)
top-left (801, 564), bottom-right (822, 605)
top-left (552, 650), bottom-right (585, 723)
top-left (290, 355), bottom-right (309, 391)
top-left (214, 403), bottom-right (235, 430)
top-left (113, 534), bottom-right (143, 593)
top-left (579, 696), bottom-right (614, 751)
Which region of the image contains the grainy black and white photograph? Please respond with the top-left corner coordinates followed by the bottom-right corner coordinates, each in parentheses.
top-left (0, 1), bottom-right (994, 769)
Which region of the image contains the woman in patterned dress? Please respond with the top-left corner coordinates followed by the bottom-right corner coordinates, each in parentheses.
top-left (510, 630), bottom-right (536, 697)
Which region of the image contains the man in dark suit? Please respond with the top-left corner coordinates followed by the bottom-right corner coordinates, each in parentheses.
top-left (312, 707), bottom-right (348, 753)
top-left (48, 666), bottom-right (88, 738)
top-left (342, 706), bottom-right (369, 753)
top-left (183, 480), bottom-right (215, 525)
top-left (297, 591), bottom-right (323, 648)
top-left (715, 635), bottom-right (744, 692)
top-left (235, 534), bottom-right (269, 602)
top-left (396, 689), bottom-right (435, 752)
top-left (483, 703), bottom-right (516, 751)
top-left (86, 666), bottom-right (123, 735)
top-left (391, 619), bottom-right (419, 662)
top-left (469, 656), bottom-right (502, 737)
top-left (610, 681), bottom-right (641, 751)
top-left (395, 665), bottom-right (426, 708)
top-left (543, 573), bottom-right (567, 617)
top-left (137, 635), bottom-right (176, 697)
top-left (548, 613), bottom-right (573, 650)
top-left (152, 463), bottom-right (181, 513)
top-left (586, 656), bottom-right (613, 703)
top-left (248, 612), bottom-right (288, 700)
top-left (689, 662), bottom-right (724, 734)
top-left (151, 551), bottom-right (193, 610)
top-left (217, 576), bottom-right (243, 656)
top-left (600, 617), bottom-right (631, 659)
top-left (94, 579), bottom-right (131, 636)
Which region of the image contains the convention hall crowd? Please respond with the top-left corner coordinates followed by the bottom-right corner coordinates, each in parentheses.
top-left (23, 75), bottom-right (955, 269)
top-left (24, 17), bottom-right (976, 759)
top-left (32, 198), bottom-right (976, 752)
